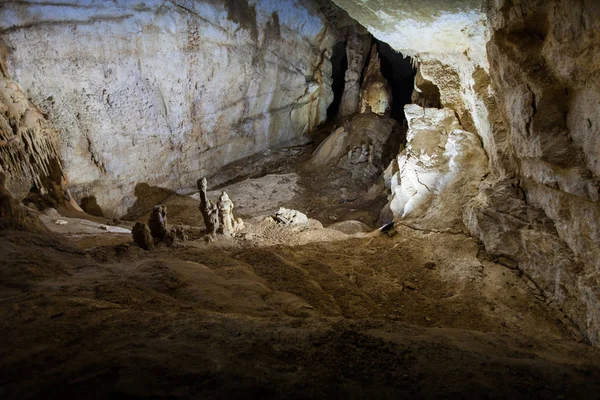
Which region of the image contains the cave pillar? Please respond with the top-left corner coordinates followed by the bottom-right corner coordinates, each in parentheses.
top-left (338, 30), bottom-right (371, 118)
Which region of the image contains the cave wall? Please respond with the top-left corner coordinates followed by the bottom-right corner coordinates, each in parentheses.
top-left (0, 0), bottom-right (336, 216)
top-left (476, 0), bottom-right (600, 345)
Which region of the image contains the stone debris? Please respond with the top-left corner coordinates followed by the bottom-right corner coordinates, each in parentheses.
top-left (132, 222), bottom-right (154, 250)
top-left (164, 225), bottom-right (188, 247)
top-left (271, 208), bottom-right (309, 226)
top-left (148, 205), bottom-right (168, 240)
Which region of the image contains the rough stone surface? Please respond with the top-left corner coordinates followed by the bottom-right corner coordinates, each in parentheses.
top-left (132, 222), bottom-right (154, 251)
top-left (0, 0), bottom-right (337, 216)
top-left (389, 104), bottom-right (488, 232)
top-left (477, 0), bottom-right (600, 345)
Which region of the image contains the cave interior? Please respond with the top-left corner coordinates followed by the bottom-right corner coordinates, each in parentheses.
top-left (1, 0), bottom-right (600, 398)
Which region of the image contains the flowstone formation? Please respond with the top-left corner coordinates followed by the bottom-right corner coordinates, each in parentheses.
top-left (0, 171), bottom-right (47, 233)
top-left (197, 178), bottom-right (219, 235)
top-left (386, 104), bottom-right (488, 232)
top-left (359, 45), bottom-right (393, 115)
top-left (0, 56), bottom-right (66, 202)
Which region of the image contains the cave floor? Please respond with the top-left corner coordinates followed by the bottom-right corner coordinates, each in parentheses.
top-left (3, 145), bottom-right (600, 399)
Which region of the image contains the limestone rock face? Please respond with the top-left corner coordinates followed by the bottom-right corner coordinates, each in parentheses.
top-left (359, 45), bottom-right (392, 115)
top-left (389, 105), bottom-right (488, 232)
top-left (0, 0), bottom-right (337, 216)
top-left (481, 0), bottom-right (600, 345)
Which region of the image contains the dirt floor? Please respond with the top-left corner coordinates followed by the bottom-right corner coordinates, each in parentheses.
top-left (2, 142), bottom-right (600, 399)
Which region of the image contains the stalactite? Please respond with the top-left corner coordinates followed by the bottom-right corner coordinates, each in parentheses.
top-left (0, 76), bottom-right (65, 199)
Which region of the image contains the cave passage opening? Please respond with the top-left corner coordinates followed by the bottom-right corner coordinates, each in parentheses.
top-left (326, 40), bottom-right (349, 119)
top-left (375, 39), bottom-right (416, 123)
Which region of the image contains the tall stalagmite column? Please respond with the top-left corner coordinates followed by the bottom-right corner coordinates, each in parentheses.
top-left (338, 30), bottom-right (371, 118)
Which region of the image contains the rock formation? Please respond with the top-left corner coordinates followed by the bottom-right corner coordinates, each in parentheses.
top-left (198, 178), bottom-right (219, 235)
top-left (148, 205), bottom-right (168, 241)
top-left (309, 112), bottom-right (400, 182)
top-left (163, 225), bottom-right (187, 247)
top-left (358, 45), bottom-right (392, 115)
top-left (0, 171), bottom-right (47, 233)
top-left (132, 222), bottom-right (154, 251)
top-left (335, 0), bottom-right (600, 344)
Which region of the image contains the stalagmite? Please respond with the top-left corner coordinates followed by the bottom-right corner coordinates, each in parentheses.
top-left (339, 30), bottom-right (371, 117)
top-left (358, 44), bottom-right (392, 115)
top-left (148, 205), bottom-right (168, 241)
top-left (217, 192), bottom-right (242, 236)
top-left (132, 222), bottom-right (154, 250)
top-left (197, 178), bottom-right (219, 234)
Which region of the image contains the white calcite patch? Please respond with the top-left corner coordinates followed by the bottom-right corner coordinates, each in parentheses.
top-left (389, 104), bottom-right (488, 232)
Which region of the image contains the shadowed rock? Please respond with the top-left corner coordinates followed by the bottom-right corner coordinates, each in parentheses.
top-left (148, 205), bottom-right (168, 240)
top-left (132, 222), bottom-right (154, 250)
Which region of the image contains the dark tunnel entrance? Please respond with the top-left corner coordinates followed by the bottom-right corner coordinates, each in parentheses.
top-left (327, 41), bottom-right (348, 119)
top-left (375, 39), bottom-right (416, 123)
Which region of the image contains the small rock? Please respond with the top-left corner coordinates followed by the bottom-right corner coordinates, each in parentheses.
top-left (272, 207), bottom-right (309, 226)
top-left (54, 219), bottom-right (68, 225)
top-left (98, 225), bottom-right (108, 230)
top-left (403, 281), bottom-right (417, 290)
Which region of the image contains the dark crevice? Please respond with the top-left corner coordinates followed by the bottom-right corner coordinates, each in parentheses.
top-left (375, 39), bottom-right (416, 123)
top-left (327, 41), bottom-right (348, 119)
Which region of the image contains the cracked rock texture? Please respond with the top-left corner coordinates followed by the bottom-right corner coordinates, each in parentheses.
top-left (0, 0), bottom-right (336, 216)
